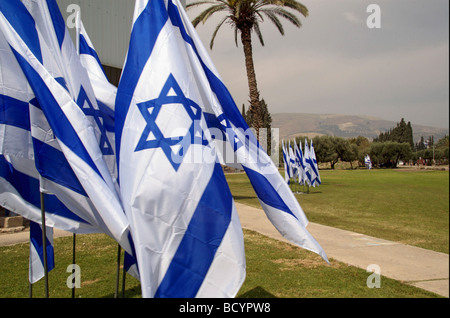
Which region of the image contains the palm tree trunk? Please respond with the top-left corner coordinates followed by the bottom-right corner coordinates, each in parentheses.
top-left (240, 27), bottom-right (263, 139)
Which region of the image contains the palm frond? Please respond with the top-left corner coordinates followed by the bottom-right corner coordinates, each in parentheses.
top-left (210, 15), bottom-right (229, 49)
top-left (186, 0), bottom-right (218, 10)
top-left (201, 4), bottom-right (227, 24)
top-left (259, 0), bottom-right (309, 18)
top-left (264, 7), bottom-right (302, 28)
top-left (277, 0), bottom-right (309, 18)
top-left (260, 10), bottom-right (284, 35)
top-left (253, 21), bottom-right (265, 46)
top-left (191, 4), bottom-right (227, 27)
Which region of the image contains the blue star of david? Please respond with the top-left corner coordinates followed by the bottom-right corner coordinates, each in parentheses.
top-left (77, 86), bottom-right (114, 156)
top-left (134, 74), bottom-right (208, 171)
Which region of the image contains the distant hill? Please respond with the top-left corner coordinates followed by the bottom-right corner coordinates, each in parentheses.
top-left (272, 113), bottom-right (449, 142)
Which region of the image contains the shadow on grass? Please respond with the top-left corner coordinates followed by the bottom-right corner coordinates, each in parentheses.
top-left (103, 286), bottom-right (277, 299)
top-left (293, 191), bottom-right (323, 195)
top-left (238, 286), bottom-right (277, 298)
top-left (103, 285), bottom-right (142, 298)
top-left (232, 195), bottom-right (258, 201)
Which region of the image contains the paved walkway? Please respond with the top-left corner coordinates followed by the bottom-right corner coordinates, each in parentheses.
top-left (235, 202), bottom-right (449, 298)
top-left (1, 203), bottom-right (448, 298)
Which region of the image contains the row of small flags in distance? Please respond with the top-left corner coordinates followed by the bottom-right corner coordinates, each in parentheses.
top-left (282, 139), bottom-right (321, 187)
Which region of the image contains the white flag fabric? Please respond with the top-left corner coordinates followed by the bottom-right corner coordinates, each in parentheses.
top-left (76, 12), bottom-right (117, 115)
top-left (76, 13), bottom-right (139, 280)
top-left (294, 139), bottom-right (305, 185)
top-left (365, 154), bottom-right (372, 169)
top-left (75, 11), bottom-right (118, 188)
top-left (304, 139), bottom-right (312, 186)
top-left (29, 221), bottom-right (54, 284)
top-left (0, 0), bottom-right (132, 253)
top-left (115, 0), bottom-right (245, 298)
top-left (281, 140), bottom-right (290, 184)
top-left (288, 141), bottom-right (297, 181)
top-left (150, 0), bottom-right (328, 264)
top-left (309, 140), bottom-right (321, 186)
top-left (168, 13), bottom-right (328, 261)
top-left (1, 16), bottom-right (99, 234)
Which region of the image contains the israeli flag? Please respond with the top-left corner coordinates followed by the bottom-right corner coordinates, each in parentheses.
top-left (288, 141), bottom-right (297, 181)
top-left (281, 140), bottom-right (291, 184)
top-left (1, 21), bottom-right (98, 233)
top-left (365, 154), bottom-right (372, 169)
top-left (115, 0), bottom-right (245, 298)
top-left (76, 11), bottom-right (117, 118)
top-left (29, 221), bottom-right (54, 284)
top-left (294, 139), bottom-right (305, 185)
top-left (304, 139), bottom-right (313, 186)
top-left (161, 2), bottom-right (328, 262)
top-left (0, 0), bottom-right (132, 253)
top-left (309, 140), bottom-right (321, 186)
top-left (76, 12), bottom-right (139, 280)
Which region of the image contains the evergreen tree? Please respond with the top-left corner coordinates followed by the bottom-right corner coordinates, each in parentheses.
top-left (374, 118), bottom-right (414, 150)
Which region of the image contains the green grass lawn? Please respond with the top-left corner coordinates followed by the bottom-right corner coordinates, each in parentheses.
top-left (0, 231), bottom-right (440, 298)
top-left (0, 168), bottom-right (446, 298)
top-left (226, 169), bottom-right (449, 254)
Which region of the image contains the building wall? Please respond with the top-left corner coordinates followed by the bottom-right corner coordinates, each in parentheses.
top-left (56, 0), bottom-right (134, 70)
top-left (55, 1), bottom-right (187, 86)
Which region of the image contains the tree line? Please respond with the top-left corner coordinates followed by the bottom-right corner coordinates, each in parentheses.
top-left (281, 118), bottom-right (449, 169)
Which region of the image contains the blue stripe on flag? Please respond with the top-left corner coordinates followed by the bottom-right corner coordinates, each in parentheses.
top-left (30, 221), bottom-right (55, 272)
top-left (45, 0), bottom-right (66, 48)
top-left (115, 0), bottom-right (168, 162)
top-left (154, 162), bottom-right (233, 298)
top-left (0, 94), bottom-right (30, 131)
top-left (1, 95), bottom-right (89, 197)
top-left (10, 47), bottom-right (103, 179)
top-left (0, 0), bottom-right (43, 63)
top-left (0, 155), bottom-right (89, 224)
top-left (79, 34), bottom-right (107, 78)
top-left (32, 139), bottom-right (87, 196)
top-left (243, 167), bottom-right (297, 220)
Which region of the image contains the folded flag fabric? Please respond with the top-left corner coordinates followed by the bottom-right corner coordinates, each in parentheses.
top-left (164, 1), bottom-right (328, 263)
top-left (29, 221), bottom-right (54, 284)
top-left (0, 0), bottom-right (132, 253)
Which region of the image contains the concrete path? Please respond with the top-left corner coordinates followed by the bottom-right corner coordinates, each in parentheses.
top-left (235, 202), bottom-right (449, 298)
top-left (0, 227), bottom-right (73, 247)
top-left (1, 203), bottom-right (448, 298)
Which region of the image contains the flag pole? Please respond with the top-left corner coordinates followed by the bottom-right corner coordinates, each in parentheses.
top-left (114, 244), bottom-right (121, 298)
top-left (121, 257), bottom-right (127, 298)
top-left (71, 233), bottom-right (76, 298)
top-left (39, 192), bottom-right (49, 298)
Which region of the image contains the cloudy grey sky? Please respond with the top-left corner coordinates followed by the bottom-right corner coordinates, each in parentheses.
top-left (186, 0), bottom-right (449, 129)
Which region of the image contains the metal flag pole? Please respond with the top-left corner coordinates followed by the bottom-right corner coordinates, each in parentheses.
top-left (39, 191), bottom-right (49, 298)
top-left (29, 279), bottom-right (33, 298)
top-left (121, 257), bottom-right (127, 298)
top-left (71, 233), bottom-right (76, 298)
top-left (114, 244), bottom-right (121, 298)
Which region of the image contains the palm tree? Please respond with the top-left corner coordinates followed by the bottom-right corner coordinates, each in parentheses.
top-left (186, 0), bottom-right (308, 138)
